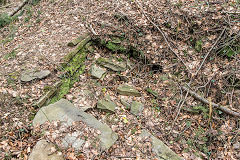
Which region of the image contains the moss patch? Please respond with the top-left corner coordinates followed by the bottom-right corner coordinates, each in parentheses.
top-left (92, 36), bottom-right (147, 63)
top-left (49, 48), bottom-right (87, 104)
top-left (106, 41), bottom-right (127, 52)
top-left (44, 35), bottom-right (146, 105)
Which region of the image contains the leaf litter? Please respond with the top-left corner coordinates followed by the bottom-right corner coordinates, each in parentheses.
top-left (0, 0), bottom-right (240, 159)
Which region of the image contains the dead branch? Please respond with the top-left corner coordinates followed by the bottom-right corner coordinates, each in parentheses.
top-left (221, 11), bottom-right (240, 14)
top-left (9, 0), bottom-right (29, 17)
top-left (195, 28), bottom-right (226, 75)
top-left (0, 3), bottom-right (13, 9)
top-left (182, 86), bottom-right (240, 117)
top-left (134, 0), bottom-right (191, 74)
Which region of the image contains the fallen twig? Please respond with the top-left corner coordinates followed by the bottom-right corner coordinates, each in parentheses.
top-left (0, 3), bottom-right (13, 9)
top-left (208, 97), bottom-right (213, 126)
top-left (168, 27), bottom-right (226, 132)
top-left (134, 0), bottom-right (190, 73)
top-left (195, 27), bottom-right (226, 75)
top-left (182, 86), bottom-right (240, 117)
top-left (221, 11), bottom-right (240, 14)
top-left (9, 0), bottom-right (29, 17)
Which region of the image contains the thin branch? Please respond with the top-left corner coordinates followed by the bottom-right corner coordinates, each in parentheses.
top-left (0, 3), bottom-right (13, 9)
top-left (88, 24), bottom-right (97, 35)
top-left (168, 84), bottom-right (188, 134)
top-left (195, 27), bottom-right (226, 75)
top-left (9, 0), bottom-right (29, 17)
top-left (196, 73), bottom-right (216, 90)
top-left (221, 11), bottom-right (240, 14)
top-left (134, 0), bottom-right (191, 73)
top-left (182, 86), bottom-right (240, 117)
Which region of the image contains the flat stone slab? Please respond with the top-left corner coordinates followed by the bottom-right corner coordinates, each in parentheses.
top-left (33, 99), bottom-right (118, 150)
top-left (117, 84), bottom-right (141, 97)
top-left (120, 98), bottom-right (131, 109)
top-left (28, 139), bottom-right (64, 160)
top-left (62, 132), bottom-right (85, 149)
top-left (130, 101), bottom-right (144, 116)
top-left (97, 57), bottom-right (126, 72)
top-left (97, 98), bottom-right (116, 112)
top-left (21, 69), bottom-right (50, 82)
top-left (90, 64), bottom-right (106, 79)
top-left (139, 130), bottom-right (183, 160)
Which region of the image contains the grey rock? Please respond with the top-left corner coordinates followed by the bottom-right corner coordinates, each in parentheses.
top-left (90, 65), bottom-right (106, 79)
top-left (97, 58), bottom-right (126, 72)
top-left (139, 130), bottom-right (183, 160)
top-left (130, 101), bottom-right (143, 116)
top-left (233, 142), bottom-right (240, 150)
top-left (97, 98), bottom-right (116, 113)
top-left (126, 60), bottom-right (134, 69)
top-left (120, 98), bottom-right (131, 109)
top-left (79, 106), bottom-right (92, 112)
top-left (34, 70), bottom-right (51, 79)
top-left (83, 89), bottom-right (95, 99)
top-left (117, 84), bottom-right (141, 97)
top-left (33, 99), bottom-right (118, 150)
top-left (62, 132), bottom-right (85, 150)
top-left (28, 139), bottom-right (64, 160)
top-left (21, 69), bottom-right (50, 82)
top-left (105, 94), bottom-right (112, 101)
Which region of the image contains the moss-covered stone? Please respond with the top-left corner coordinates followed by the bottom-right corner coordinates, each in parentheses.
top-left (64, 35), bottom-right (91, 62)
top-left (96, 57), bottom-right (126, 72)
top-left (49, 48), bottom-right (87, 104)
top-left (106, 41), bottom-right (127, 53)
top-left (130, 101), bottom-right (143, 116)
top-left (117, 84), bottom-right (141, 97)
top-left (97, 99), bottom-right (116, 113)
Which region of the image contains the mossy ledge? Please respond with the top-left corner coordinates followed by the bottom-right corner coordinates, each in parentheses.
top-left (91, 35), bottom-right (149, 63)
top-left (37, 34), bottom-right (152, 107)
top-left (50, 47), bottom-right (87, 104)
top-left (36, 36), bottom-right (91, 107)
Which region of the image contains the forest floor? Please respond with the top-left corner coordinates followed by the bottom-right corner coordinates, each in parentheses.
top-left (0, 0), bottom-right (240, 159)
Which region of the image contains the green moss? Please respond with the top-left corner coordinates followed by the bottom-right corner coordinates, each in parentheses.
top-left (4, 49), bottom-right (17, 60)
top-left (96, 57), bottom-right (107, 64)
top-left (219, 45), bottom-right (240, 58)
top-left (0, 13), bottom-right (12, 28)
top-left (195, 40), bottom-right (202, 52)
top-left (49, 48), bottom-right (87, 104)
top-left (146, 88), bottom-right (158, 98)
top-left (85, 42), bottom-right (94, 53)
top-left (43, 85), bottom-right (52, 93)
top-left (64, 49), bottom-right (86, 76)
top-left (106, 41), bottom-right (127, 52)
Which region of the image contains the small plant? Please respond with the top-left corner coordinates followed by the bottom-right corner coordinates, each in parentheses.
top-left (1, 24), bottom-right (17, 45)
top-left (24, 6), bottom-right (33, 22)
top-left (195, 40), bottom-right (203, 52)
top-left (0, 13), bottom-right (12, 28)
top-left (218, 35), bottom-right (240, 58)
top-left (36, 10), bottom-right (42, 23)
top-left (4, 49), bottom-right (17, 60)
top-left (219, 45), bottom-right (240, 58)
top-left (31, 0), bottom-right (41, 5)
top-left (192, 105), bottom-right (209, 119)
